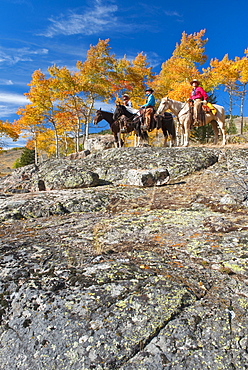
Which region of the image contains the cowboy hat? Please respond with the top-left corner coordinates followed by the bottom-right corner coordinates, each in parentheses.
top-left (190, 79), bottom-right (200, 85)
top-left (145, 87), bottom-right (154, 93)
top-left (122, 93), bottom-right (130, 99)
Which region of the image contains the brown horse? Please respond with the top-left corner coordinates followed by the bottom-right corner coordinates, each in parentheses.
top-left (94, 109), bottom-right (124, 147)
top-left (113, 104), bottom-right (176, 146)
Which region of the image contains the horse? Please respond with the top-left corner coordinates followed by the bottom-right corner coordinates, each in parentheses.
top-left (93, 109), bottom-right (124, 147)
top-left (113, 104), bottom-right (149, 145)
top-left (156, 97), bottom-right (226, 147)
top-left (113, 104), bottom-right (176, 147)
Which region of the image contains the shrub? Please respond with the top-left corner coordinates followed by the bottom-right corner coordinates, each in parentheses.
top-left (13, 148), bottom-right (35, 168)
top-left (227, 118), bottom-right (237, 135)
top-left (191, 124), bottom-right (214, 144)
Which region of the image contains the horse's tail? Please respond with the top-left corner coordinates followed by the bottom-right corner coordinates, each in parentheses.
top-left (160, 113), bottom-right (176, 141)
top-left (170, 117), bottom-right (177, 141)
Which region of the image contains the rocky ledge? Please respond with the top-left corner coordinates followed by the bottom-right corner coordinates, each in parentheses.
top-left (0, 147), bottom-right (248, 369)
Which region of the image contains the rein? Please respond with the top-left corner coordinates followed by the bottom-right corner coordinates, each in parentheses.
top-left (177, 101), bottom-right (191, 116)
top-left (115, 105), bottom-right (138, 121)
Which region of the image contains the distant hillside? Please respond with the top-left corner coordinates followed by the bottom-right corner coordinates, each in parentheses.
top-left (226, 116), bottom-right (248, 133)
top-left (0, 148), bottom-right (24, 177)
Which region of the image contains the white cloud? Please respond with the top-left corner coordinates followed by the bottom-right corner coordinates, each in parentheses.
top-left (0, 93), bottom-right (28, 118)
top-left (0, 93), bottom-right (28, 105)
top-left (0, 105), bottom-right (18, 117)
top-left (1, 135), bottom-right (27, 149)
top-left (0, 47), bottom-right (48, 65)
top-left (164, 10), bottom-right (182, 17)
top-left (94, 100), bottom-right (116, 112)
top-left (0, 79), bottom-right (14, 86)
top-left (41, 1), bottom-right (118, 37)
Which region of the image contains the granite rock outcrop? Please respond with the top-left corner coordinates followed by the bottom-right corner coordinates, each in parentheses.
top-left (0, 147), bottom-right (248, 369)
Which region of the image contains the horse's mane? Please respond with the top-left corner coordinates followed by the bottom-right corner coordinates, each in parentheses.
top-left (118, 104), bottom-right (134, 114)
top-left (114, 104), bottom-right (137, 119)
top-left (96, 109), bottom-right (113, 116)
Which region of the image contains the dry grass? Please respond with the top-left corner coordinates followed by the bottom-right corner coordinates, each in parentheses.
top-left (0, 148), bottom-right (24, 177)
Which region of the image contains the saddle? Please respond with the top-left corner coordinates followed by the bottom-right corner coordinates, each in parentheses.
top-left (202, 103), bottom-right (217, 115)
top-left (202, 104), bottom-right (212, 113)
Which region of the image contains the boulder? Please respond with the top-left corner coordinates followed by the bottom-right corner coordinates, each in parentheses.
top-left (67, 150), bottom-right (91, 160)
top-left (84, 134), bottom-right (116, 151)
top-left (125, 168), bottom-right (170, 186)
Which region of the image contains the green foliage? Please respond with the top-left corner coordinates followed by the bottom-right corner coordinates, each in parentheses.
top-left (0, 147), bottom-right (23, 154)
top-left (228, 135), bottom-right (247, 143)
top-left (225, 114), bottom-right (239, 119)
top-left (13, 147), bottom-right (35, 168)
top-left (243, 121), bottom-right (248, 132)
top-left (227, 118), bottom-right (238, 134)
top-left (191, 124), bottom-right (214, 143)
top-left (98, 129), bottom-right (112, 135)
top-left (11, 147), bottom-right (24, 151)
top-left (207, 93), bottom-right (217, 104)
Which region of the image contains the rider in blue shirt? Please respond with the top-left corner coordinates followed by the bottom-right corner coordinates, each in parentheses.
top-left (141, 88), bottom-right (156, 130)
top-left (142, 88), bottom-right (155, 108)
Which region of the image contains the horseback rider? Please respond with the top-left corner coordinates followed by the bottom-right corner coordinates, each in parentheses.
top-left (122, 93), bottom-right (132, 107)
top-left (122, 93), bottom-right (139, 115)
top-left (141, 87), bottom-right (156, 130)
top-left (189, 79), bottom-right (216, 125)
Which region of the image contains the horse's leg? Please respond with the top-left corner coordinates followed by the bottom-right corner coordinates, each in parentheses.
top-left (178, 123), bottom-right (183, 146)
top-left (221, 125), bottom-right (226, 146)
top-left (137, 124), bottom-right (145, 145)
top-left (113, 132), bottom-right (119, 147)
top-left (163, 133), bottom-right (168, 147)
top-left (211, 120), bottom-right (219, 145)
top-left (118, 133), bottom-right (122, 147)
top-left (134, 133), bottom-right (138, 147)
top-left (161, 122), bottom-right (169, 147)
top-left (168, 134), bottom-right (173, 147)
top-left (183, 119), bottom-right (190, 147)
top-left (184, 132), bottom-right (189, 147)
top-left (216, 119), bottom-right (226, 146)
top-left (116, 131), bottom-right (123, 147)
top-left (176, 119), bottom-right (182, 146)
top-left (169, 121), bottom-right (177, 147)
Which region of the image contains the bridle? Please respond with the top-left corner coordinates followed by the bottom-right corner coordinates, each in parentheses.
top-left (94, 110), bottom-right (102, 125)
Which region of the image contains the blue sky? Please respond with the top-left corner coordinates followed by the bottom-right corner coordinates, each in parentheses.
top-left (1, 0), bottom-right (248, 148)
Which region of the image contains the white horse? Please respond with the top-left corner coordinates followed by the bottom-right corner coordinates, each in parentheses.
top-left (156, 97), bottom-right (226, 147)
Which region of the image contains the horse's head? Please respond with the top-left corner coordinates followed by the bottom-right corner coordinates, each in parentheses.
top-left (94, 108), bottom-right (103, 125)
top-left (156, 97), bottom-right (169, 115)
top-left (113, 103), bottom-right (124, 121)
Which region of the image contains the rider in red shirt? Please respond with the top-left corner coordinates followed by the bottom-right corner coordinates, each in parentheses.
top-left (190, 79), bottom-right (208, 101)
top-left (190, 79), bottom-right (215, 125)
